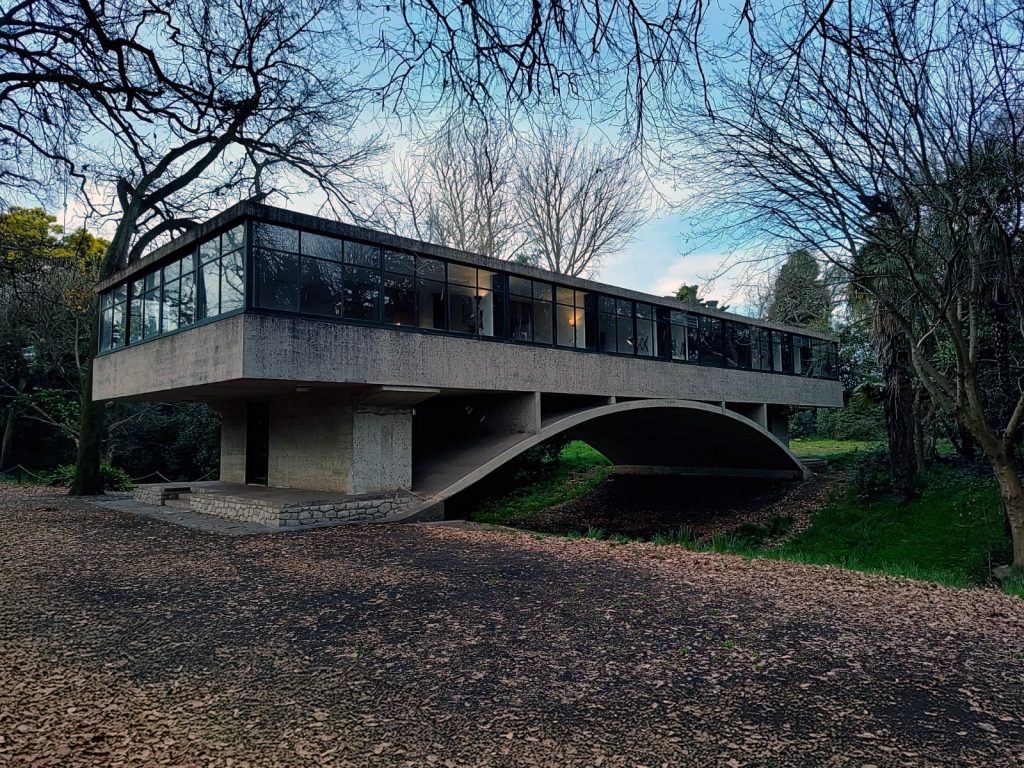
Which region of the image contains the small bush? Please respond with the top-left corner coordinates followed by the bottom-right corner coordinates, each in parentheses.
top-left (851, 448), bottom-right (893, 500)
top-left (820, 393), bottom-right (886, 441)
top-left (48, 463), bottom-right (134, 491)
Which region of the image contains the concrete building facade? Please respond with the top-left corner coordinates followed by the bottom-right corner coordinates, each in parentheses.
top-left (94, 203), bottom-right (842, 520)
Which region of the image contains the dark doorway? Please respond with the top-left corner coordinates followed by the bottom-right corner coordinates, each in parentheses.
top-left (245, 401), bottom-right (270, 485)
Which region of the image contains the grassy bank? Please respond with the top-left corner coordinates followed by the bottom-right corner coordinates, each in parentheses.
top-left (471, 441), bottom-right (611, 526)
top-left (471, 438), bottom-right (1023, 598)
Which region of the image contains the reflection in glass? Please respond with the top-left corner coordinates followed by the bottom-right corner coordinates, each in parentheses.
top-left (343, 265), bottom-right (381, 321)
top-left (301, 232), bottom-right (342, 261)
top-left (180, 272), bottom-right (196, 326)
top-left (448, 284), bottom-right (479, 333)
top-left (478, 290), bottom-right (501, 337)
top-left (161, 280), bottom-right (180, 333)
top-left (533, 299), bottom-right (553, 344)
top-left (556, 303), bottom-right (576, 347)
top-left (510, 295), bottom-right (532, 341)
top-left (220, 250), bottom-right (245, 312)
top-left (254, 223), bottom-right (298, 252)
top-left (416, 278), bottom-right (445, 329)
top-left (300, 258), bottom-right (344, 317)
top-left (255, 249), bottom-right (298, 312)
top-left (447, 263), bottom-right (475, 287)
top-left (384, 273), bottom-right (415, 325)
top-left (617, 315), bottom-right (634, 353)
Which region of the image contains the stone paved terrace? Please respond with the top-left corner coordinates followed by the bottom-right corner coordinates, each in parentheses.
top-left (2, 484), bottom-right (1024, 767)
top-left (132, 481), bottom-right (416, 527)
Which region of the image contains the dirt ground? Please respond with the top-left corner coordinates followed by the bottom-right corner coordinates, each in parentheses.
top-left (2, 484), bottom-right (1023, 767)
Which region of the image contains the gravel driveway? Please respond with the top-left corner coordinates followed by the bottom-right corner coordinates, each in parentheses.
top-left (1, 485), bottom-right (1022, 767)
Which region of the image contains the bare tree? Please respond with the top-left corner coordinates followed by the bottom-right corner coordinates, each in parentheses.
top-left (1, 0), bottom-right (386, 493)
top-left (388, 118), bottom-right (522, 259)
top-left (515, 126), bottom-right (650, 277)
top-left (674, 0), bottom-right (1024, 563)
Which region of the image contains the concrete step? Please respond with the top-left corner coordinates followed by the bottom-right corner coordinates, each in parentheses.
top-left (163, 495), bottom-right (193, 510)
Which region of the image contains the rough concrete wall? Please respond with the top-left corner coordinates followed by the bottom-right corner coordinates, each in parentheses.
top-left (93, 314), bottom-right (245, 401)
top-left (242, 315), bottom-right (843, 408)
top-left (215, 401), bottom-right (246, 483)
top-left (351, 406), bottom-right (413, 493)
top-left (268, 394), bottom-right (353, 492)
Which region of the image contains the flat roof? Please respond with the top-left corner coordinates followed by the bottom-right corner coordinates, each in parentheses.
top-left (97, 202), bottom-right (836, 341)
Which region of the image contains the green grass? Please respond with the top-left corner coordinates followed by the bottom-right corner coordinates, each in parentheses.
top-left (705, 464), bottom-right (1015, 594)
top-left (471, 441), bottom-right (611, 526)
top-left (789, 437), bottom-right (881, 464)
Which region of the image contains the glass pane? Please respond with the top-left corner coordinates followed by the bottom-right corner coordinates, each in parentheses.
top-left (636, 318), bottom-right (654, 356)
top-left (598, 312), bottom-right (616, 352)
top-left (533, 300), bottom-right (553, 344)
top-left (161, 280), bottom-right (180, 333)
top-left (699, 317), bottom-right (724, 365)
top-left (144, 270), bottom-right (160, 292)
top-left (180, 252), bottom-right (195, 276)
top-left (383, 273), bottom-right (415, 325)
top-left (574, 290), bottom-right (589, 308)
top-left (598, 295), bottom-right (615, 314)
top-left (163, 259), bottom-right (180, 283)
top-left (99, 309), bottom-right (112, 351)
top-left (345, 241), bottom-right (380, 268)
top-left (222, 224), bottom-right (245, 252)
top-left (254, 223), bottom-right (298, 253)
top-left (220, 250), bottom-right (245, 312)
top-left (199, 237), bottom-right (220, 264)
top-left (416, 278), bottom-right (445, 330)
top-left (509, 276), bottom-right (532, 297)
top-left (111, 303), bottom-right (125, 348)
top-left (478, 290), bottom-right (503, 337)
top-left (671, 324), bottom-right (687, 361)
top-left (114, 284), bottom-right (127, 304)
top-left (131, 278), bottom-right (144, 301)
top-left (143, 290), bottom-right (161, 338)
top-left (129, 297), bottom-right (143, 344)
top-left (200, 260), bottom-right (221, 318)
top-left (574, 307), bottom-right (587, 349)
top-left (448, 283), bottom-right (479, 334)
top-left (300, 257), bottom-right (344, 317)
top-left (478, 269), bottom-right (502, 292)
top-left (556, 304), bottom-right (576, 347)
top-left (636, 303), bottom-right (653, 320)
top-left (617, 315), bottom-right (634, 353)
top-left (616, 298), bottom-right (633, 317)
top-left (556, 286), bottom-right (575, 306)
top-left (417, 256), bottom-right (445, 280)
top-left (509, 295), bottom-right (533, 341)
top-left (255, 249), bottom-right (298, 312)
top-left (179, 272), bottom-right (196, 327)
top-left (533, 281), bottom-right (553, 302)
top-left (447, 263), bottom-right (476, 287)
top-left (343, 265), bottom-right (381, 321)
top-left (302, 231), bottom-right (343, 261)
top-left (101, 290), bottom-right (113, 311)
top-left (384, 250), bottom-right (415, 275)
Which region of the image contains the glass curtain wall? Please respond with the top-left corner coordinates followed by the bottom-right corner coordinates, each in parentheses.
top-left (97, 217), bottom-right (840, 382)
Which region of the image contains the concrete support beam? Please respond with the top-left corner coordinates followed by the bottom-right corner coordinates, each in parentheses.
top-left (268, 393), bottom-right (353, 492)
top-left (726, 402), bottom-right (768, 430)
top-left (767, 406), bottom-right (791, 447)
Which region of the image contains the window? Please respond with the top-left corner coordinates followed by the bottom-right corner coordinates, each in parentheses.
top-left (725, 322), bottom-right (752, 369)
top-left (556, 288), bottom-right (586, 348)
top-left (98, 284), bottom-right (129, 352)
top-left (300, 258), bottom-right (344, 317)
top-left (698, 316), bottom-right (724, 365)
top-left (255, 248), bottom-right (297, 312)
top-left (597, 295), bottom-right (616, 352)
top-left (532, 281), bottom-right (553, 344)
top-left (384, 272), bottom-right (415, 325)
top-left (509, 278), bottom-right (533, 341)
top-left (221, 250), bottom-right (245, 312)
top-left (448, 283), bottom-right (479, 334)
top-left (129, 279), bottom-right (143, 344)
top-left (635, 303), bottom-right (655, 357)
top-left (301, 231), bottom-right (342, 261)
top-left (772, 330), bottom-right (791, 373)
top-left (794, 335), bottom-right (814, 375)
top-left (179, 254), bottom-right (196, 327)
top-left (477, 270), bottom-right (504, 337)
top-left (143, 270), bottom-right (161, 338)
top-left (665, 310), bottom-right (698, 362)
top-left (343, 265), bottom-right (381, 321)
top-left (616, 299), bottom-right (634, 354)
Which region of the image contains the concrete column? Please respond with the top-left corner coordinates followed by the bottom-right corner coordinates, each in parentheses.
top-left (267, 393), bottom-right (354, 492)
top-left (212, 401), bottom-right (246, 483)
top-left (767, 405), bottom-right (790, 447)
top-left (726, 402), bottom-right (768, 430)
top-left (351, 405), bottom-right (414, 493)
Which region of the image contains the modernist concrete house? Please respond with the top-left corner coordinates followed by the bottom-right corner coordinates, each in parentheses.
top-left (94, 202), bottom-right (842, 526)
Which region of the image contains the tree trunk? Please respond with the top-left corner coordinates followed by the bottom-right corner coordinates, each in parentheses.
top-left (0, 403), bottom-right (16, 470)
top-left (988, 448), bottom-right (1024, 569)
top-left (874, 307), bottom-right (918, 501)
top-left (69, 314), bottom-right (104, 495)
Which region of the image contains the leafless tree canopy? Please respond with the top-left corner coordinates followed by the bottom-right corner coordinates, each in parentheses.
top-left (674, 0), bottom-right (1024, 562)
top-left (384, 120), bottom-right (649, 276)
top-left (387, 118), bottom-right (521, 259)
top-left (1, 0), bottom-right (385, 270)
top-left (516, 126), bottom-right (649, 277)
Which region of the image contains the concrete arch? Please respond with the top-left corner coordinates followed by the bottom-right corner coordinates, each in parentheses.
top-left (411, 398), bottom-right (808, 511)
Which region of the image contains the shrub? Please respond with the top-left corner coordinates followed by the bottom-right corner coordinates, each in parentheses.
top-left (850, 448), bottom-right (893, 500)
top-left (48, 463), bottom-right (134, 491)
top-left (822, 393), bottom-right (886, 441)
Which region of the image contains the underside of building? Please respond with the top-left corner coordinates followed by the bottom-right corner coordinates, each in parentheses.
top-left (94, 203), bottom-right (843, 526)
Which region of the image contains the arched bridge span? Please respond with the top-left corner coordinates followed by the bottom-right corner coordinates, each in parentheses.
top-left (410, 398), bottom-right (808, 515)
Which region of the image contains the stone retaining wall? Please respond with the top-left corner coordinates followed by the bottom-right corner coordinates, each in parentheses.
top-left (188, 491), bottom-right (413, 528)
